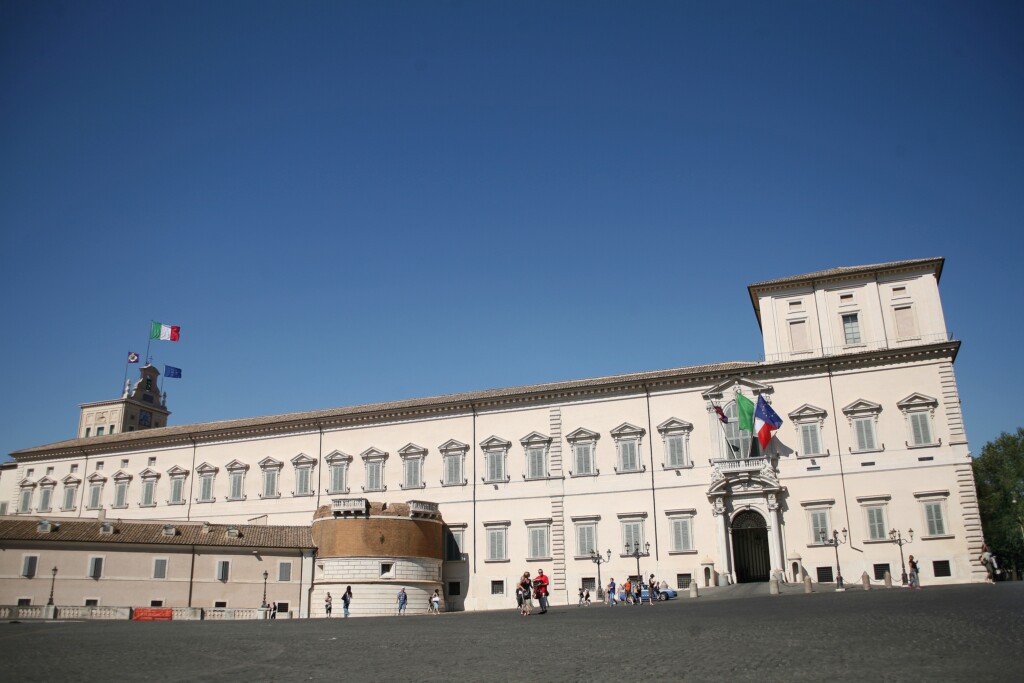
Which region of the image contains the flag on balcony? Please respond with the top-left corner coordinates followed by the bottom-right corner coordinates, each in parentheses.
top-left (754, 395), bottom-right (783, 448)
top-left (736, 393), bottom-right (755, 431)
top-left (713, 404), bottom-right (728, 424)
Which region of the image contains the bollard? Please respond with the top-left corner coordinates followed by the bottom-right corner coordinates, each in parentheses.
top-left (883, 570), bottom-right (893, 588)
top-left (862, 572), bottom-right (871, 591)
top-left (804, 575), bottom-right (813, 593)
top-left (769, 577), bottom-right (780, 595)
top-left (689, 582), bottom-right (699, 599)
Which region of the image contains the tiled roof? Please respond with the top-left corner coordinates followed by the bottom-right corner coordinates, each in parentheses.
top-left (0, 517), bottom-right (313, 549)
top-left (748, 257), bottom-right (944, 290)
top-left (11, 360), bottom-right (757, 458)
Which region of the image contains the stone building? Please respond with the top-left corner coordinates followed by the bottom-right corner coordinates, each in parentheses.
top-left (0, 258), bottom-right (984, 615)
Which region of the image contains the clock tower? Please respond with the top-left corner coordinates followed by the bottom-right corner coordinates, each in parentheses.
top-left (76, 364), bottom-right (172, 438)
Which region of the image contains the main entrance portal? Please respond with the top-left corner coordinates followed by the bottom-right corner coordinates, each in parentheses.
top-left (731, 510), bottom-right (771, 583)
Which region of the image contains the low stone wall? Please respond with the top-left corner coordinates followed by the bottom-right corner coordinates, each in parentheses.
top-left (57, 605), bottom-right (131, 620)
top-left (0, 605), bottom-right (47, 619)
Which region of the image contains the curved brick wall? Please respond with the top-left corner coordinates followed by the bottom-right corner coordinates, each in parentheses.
top-left (311, 504), bottom-right (443, 560)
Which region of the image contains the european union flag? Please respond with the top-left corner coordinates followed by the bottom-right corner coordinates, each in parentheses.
top-left (164, 365), bottom-right (182, 379)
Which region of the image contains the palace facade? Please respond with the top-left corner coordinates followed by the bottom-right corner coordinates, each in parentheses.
top-left (0, 258), bottom-right (984, 617)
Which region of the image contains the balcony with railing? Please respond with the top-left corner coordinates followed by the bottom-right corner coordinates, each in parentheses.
top-left (761, 332), bottom-right (955, 364)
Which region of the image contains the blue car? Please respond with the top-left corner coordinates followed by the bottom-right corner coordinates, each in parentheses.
top-left (617, 588), bottom-right (678, 601)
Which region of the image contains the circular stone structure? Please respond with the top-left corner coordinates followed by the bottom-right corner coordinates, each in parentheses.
top-left (310, 499), bottom-right (444, 617)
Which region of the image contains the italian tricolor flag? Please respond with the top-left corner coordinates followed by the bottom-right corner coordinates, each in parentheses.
top-left (150, 322), bottom-right (180, 342)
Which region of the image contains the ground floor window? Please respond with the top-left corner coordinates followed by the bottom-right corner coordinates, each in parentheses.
top-left (932, 560), bottom-right (951, 577)
top-left (150, 600), bottom-right (164, 607)
top-left (581, 577), bottom-right (596, 591)
top-left (17, 598), bottom-right (31, 606)
top-left (448, 582), bottom-right (461, 596)
top-left (85, 599), bottom-right (99, 607)
top-left (816, 566), bottom-right (834, 583)
top-left (490, 580), bottom-right (504, 595)
top-left (677, 573), bottom-right (692, 589)
top-left (277, 602), bottom-right (290, 613)
top-left (873, 563), bottom-right (891, 581)
top-left (214, 601), bottom-right (227, 608)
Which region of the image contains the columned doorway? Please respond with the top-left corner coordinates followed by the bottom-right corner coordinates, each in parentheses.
top-left (731, 510), bottom-right (771, 583)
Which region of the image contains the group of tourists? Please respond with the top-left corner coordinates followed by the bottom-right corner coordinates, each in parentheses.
top-left (323, 587), bottom-right (353, 617)
top-left (515, 569), bottom-right (550, 615)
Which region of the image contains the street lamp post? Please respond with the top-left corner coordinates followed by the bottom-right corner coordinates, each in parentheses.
top-left (589, 548), bottom-right (611, 601)
top-left (820, 528), bottom-right (848, 589)
top-left (889, 528), bottom-right (914, 585)
top-left (47, 567), bottom-right (57, 606)
top-left (262, 570), bottom-right (269, 607)
top-left (625, 541), bottom-right (650, 595)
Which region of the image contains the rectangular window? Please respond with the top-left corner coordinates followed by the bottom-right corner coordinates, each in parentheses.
top-left (148, 457), bottom-right (157, 466)
top-left (120, 459), bottom-right (129, 468)
top-left (528, 525), bottom-right (550, 559)
top-left (153, 558), bottom-right (168, 579)
top-left (84, 598), bottom-right (99, 607)
top-left (329, 463), bottom-right (346, 492)
top-left (85, 428), bottom-right (91, 437)
top-left (199, 475), bottom-right (214, 502)
top-left (621, 520), bottom-right (644, 552)
top-left (403, 459), bottom-right (421, 489)
top-left (810, 510), bottom-right (830, 544)
top-left (573, 444), bottom-right (594, 475)
top-left (38, 487), bottom-right (52, 513)
top-left (229, 472), bottom-right (244, 500)
top-left (95, 461), bottom-right (104, 471)
top-left (910, 413), bottom-right (934, 446)
top-left (22, 555), bottom-right (38, 578)
top-left (216, 561), bottom-right (230, 582)
top-left (932, 560), bottom-right (951, 578)
top-left (96, 427), bottom-right (104, 436)
top-left (789, 320), bottom-right (810, 352)
top-left (443, 455), bottom-right (462, 485)
top-left (63, 486), bottom-right (77, 510)
top-left (527, 447), bottom-right (546, 479)
top-left (581, 577), bottom-right (596, 592)
top-left (677, 573), bottom-right (692, 589)
top-left (894, 305), bottom-right (918, 338)
top-left (486, 527), bottom-right (507, 561)
top-left (167, 478), bottom-right (184, 504)
top-left (670, 518), bottom-right (693, 552)
top-left (141, 480), bottom-right (156, 506)
top-left (866, 506), bottom-right (887, 540)
top-left (0, 502), bottom-right (7, 515)
top-left (575, 523), bottom-right (597, 558)
top-left (88, 557), bottom-right (104, 579)
top-left (279, 562), bottom-right (292, 582)
top-left (490, 580), bottom-right (504, 595)
top-left (263, 470), bottom-right (279, 498)
top-left (445, 529), bottom-right (465, 561)
top-left (150, 600), bottom-right (164, 607)
top-left (295, 467), bottom-right (311, 495)
top-left (618, 440), bottom-right (639, 472)
top-left (853, 418), bottom-right (876, 451)
top-left (71, 464), bottom-right (79, 473)
top-left (816, 566), bottom-right (834, 583)
top-left (873, 563), bottom-right (891, 581)
top-left (88, 483), bottom-right (102, 509)
top-left (448, 581), bottom-right (461, 596)
top-left (665, 435), bottom-right (687, 467)
top-left (18, 488), bottom-right (32, 513)
top-left (214, 601), bottom-right (227, 608)
top-left (485, 451), bottom-right (505, 482)
top-left (365, 462), bottom-right (383, 492)
top-left (842, 313), bottom-right (861, 345)
top-left (800, 424), bottom-right (822, 456)
top-left (924, 502), bottom-right (946, 536)
top-left (114, 481), bottom-right (128, 508)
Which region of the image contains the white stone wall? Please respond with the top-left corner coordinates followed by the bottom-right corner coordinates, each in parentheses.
top-left (311, 556), bottom-right (442, 617)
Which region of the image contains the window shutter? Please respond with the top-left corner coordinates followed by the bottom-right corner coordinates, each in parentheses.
top-left (811, 511), bottom-right (828, 543)
top-left (279, 562), bottom-right (292, 581)
top-left (790, 320), bottom-right (810, 351)
top-left (142, 481), bottom-right (154, 505)
top-left (621, 441), bottom-right (637, 471)
top-left (201, 476), bottom-right (213, 501)
top-left (154, 559), bottom-right (167, 579)
top-left (867, 507), bottom-right (885, 540)
top-left (672, 519), bottom-right (691, 551)
top-left (894, 306), bottom-right (917, 338)
top-left (855, 418), bottom-right (875, 450)
top-left (63, 486), bottom-right (75, 510)
top-left (529, 448), bottom-right (545, 478)
top-left (171, 478), bottom-right (183, 503)
top-left (23, 556), bottom-right (37, 578)
top-left (230, 473), bottom-right (242, 499)
top-left (90, 557), bottom-right (103, 579)
top-left (667, 436), bottom-right (685, 467)
top-left (90, 484), bottom-right (101, 508)
top-left (911, 413), bottom-right (932, 445)
top-left (926, 503), bottom-right (945, 535)
top-left (576, 525), bottom-right (595, 557)
top-left (297, 468), bottom-right (310, 494)
top-left (39, 488), bottom-right (52, 511)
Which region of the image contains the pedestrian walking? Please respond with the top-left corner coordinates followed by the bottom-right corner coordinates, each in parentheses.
top-left (270, 602), bottom-right (278, 619)
top-left (516, 585), bottom-right (525, 615)
top-left (520, 572), bottom-right (534, 615)
top-left (325, 592), bottom-right (333, 618)
top-left (608, 578), bottom-right (617, 606)
top-left (979, 543), bottom-right (996, 583)
top-left (634, 581), bottom-right (642, 605)
top-left (623, 579), bottom-right (632, 605)
top-left (430, 589), bottom-right (441, 614)
top-left (908, 556), bottom-right (920, 589)
top-left (578, 587), bottom-right (585, 606)
top-left (648, 574), bottom-right (658, 604)
top-left (584, 589), bottom-right (591, 606)
top-left (342, 586), bottom-right (352, 617)
top-left (533, 569), bottom-right (550, 614)
top-left (397, 587), bottom-right (408, 615)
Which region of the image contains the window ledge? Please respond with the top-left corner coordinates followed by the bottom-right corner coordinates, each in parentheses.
top-left (569, 471), bottom-right (599, 478)
top-left (796, 453), bottom-right (828, 460)
top-left (291, 492), bottom-right (314, 497)
top-left (399, 483), bottom-right (427, 490)
top-left (662, 464), bottom-right (693, 471)
top-left (524, 475), bottom-right (562, 482)
top-left (921, 534), bottom-right (954, 541)
top-left (226, 496), bottom-right (247, 502)
top-left (907, 440), bottom-right (941, 449)
top-left (806, 542), bottom-right (831, 548)
top-left (325, 489), bottom-right (350, 496)
top-left (668, 550), bottom-right (697, 555)
top-left (614, 467), bottom-right (646, 475)
top-left (441, 481), bottom-right (468, 487)
top-left (484, 559), bottom-right (510, 563)
top-left (862, 539), bottom-right (891, 545)
top-left (258, 494), bottom-right (281, 500)
top-left (482, 478), bottom-right (511, 485)
top-left (526, 557), bottom-right (553, 562)
top-left (139, 503), bottom-right (157, 508)
top-left (195, 499), bottom-right (214, 504)
top-left (111, 505), bottom-right (128, 510)
top-left (850, 447), bottom-right (884, 455)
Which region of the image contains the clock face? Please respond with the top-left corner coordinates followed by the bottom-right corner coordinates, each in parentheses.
top-left (139, 411), bottom-right (152, 426)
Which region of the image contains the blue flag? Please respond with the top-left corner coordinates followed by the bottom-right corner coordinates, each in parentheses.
top-left (164, 365), bottom-right (182, 379)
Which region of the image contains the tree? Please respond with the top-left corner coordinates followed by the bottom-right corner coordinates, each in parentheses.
top-left (973, 428), bottom-right (1024, 577)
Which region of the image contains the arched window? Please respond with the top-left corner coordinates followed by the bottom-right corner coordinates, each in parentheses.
top-left (722, 402), bottom-right (759, 459)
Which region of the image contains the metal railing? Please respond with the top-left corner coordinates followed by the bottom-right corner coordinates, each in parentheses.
top-left (761, 332), bottom-right (954, 364)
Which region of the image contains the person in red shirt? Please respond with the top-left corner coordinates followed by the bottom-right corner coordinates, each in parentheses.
top-left (533, 569), bottom-right (550, 614)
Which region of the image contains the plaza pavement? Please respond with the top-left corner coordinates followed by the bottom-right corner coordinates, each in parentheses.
top-left (2, 582), bottom-right (1021, 682)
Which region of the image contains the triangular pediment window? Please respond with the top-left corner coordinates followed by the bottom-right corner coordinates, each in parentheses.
top-left (565, 427), bottom-right (599, 444)
top-left (479, 436), bottom-right (511, 451)
top-left (702, 377), bottom-right (773, 401)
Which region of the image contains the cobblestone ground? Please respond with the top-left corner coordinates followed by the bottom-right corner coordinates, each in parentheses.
top-left (3, 583), bottom-right (1022, 682)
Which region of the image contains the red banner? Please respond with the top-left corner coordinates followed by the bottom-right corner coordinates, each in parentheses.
top-left (132, 607), bottom-right (173, 621)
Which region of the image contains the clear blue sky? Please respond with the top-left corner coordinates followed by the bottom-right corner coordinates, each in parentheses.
top-left (1, 1), bottom-right (1021, 460)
